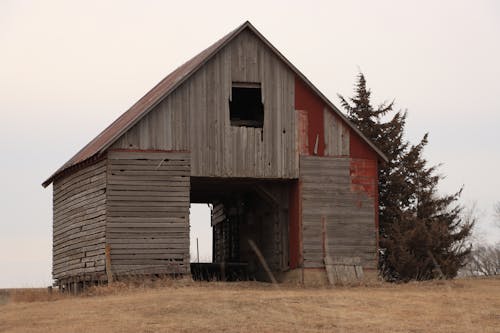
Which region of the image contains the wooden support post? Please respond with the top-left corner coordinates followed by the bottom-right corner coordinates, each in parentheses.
top-left (105, 244), bottom-right (113, 284)
top-left (321, 216), bottom-right (327, 259)
top-left (322, 216), bottom-right (335, 285)
top-left (220, 262), bottom-right (226, 281)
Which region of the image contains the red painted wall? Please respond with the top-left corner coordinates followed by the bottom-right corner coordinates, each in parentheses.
top-left (291, 75), bottom-right (381, 270)
top-left (349, 129), bottom-right (379, 215)
top-left (349, 129), bottom-right (378, 161)
top-left (349, 129), bottom-right (380, 264)
top-left (295, 77), bottom-right (325, 156)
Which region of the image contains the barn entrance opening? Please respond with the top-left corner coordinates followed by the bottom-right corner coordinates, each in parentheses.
top-left (190, 177), bottom-right (290, 282)
top-left (189, 203), bottom-right (213, 264)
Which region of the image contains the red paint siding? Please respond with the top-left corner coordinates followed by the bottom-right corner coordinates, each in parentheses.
top-left (374, 162), bottom-right (379, 264)
top-left (350, 159), bottom-right (377, 199)
top-left (295, 75), bottom-right (381, 269)
top-left (349, 158), bottom-right (379, 265)
top-left (349, 129), bottom-right (380, 264)
top-left (288, 180), bottom-right (301, 269)
top-left (349, 129), bottom-right (378, 160)
top-left (295, 77), bottom-right (324, 156)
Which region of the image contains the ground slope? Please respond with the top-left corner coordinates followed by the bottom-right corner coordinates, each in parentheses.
top-left (0, 278), bottom-right (499, 332)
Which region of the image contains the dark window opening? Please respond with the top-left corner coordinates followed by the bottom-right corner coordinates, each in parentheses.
top-left (229, 84), bottom-right (264, 128)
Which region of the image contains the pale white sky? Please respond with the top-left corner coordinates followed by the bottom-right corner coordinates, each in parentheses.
top-left (1, 0), bottom-right (499, 288)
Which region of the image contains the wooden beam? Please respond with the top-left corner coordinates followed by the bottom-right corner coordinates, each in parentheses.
top-left (105, 244), bottom-right (113, 284)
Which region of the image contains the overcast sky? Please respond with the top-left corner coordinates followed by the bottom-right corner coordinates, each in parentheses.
top-left (1, 0), bottom-right (499, 288)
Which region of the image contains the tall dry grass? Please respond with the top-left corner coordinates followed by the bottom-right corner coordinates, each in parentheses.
top-left (3, 288), bottom-right (65, 303)
top-left (0, 277), bottom-right (498, 332)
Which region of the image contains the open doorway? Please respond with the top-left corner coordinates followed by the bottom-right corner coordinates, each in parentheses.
top-left (190, 178), bottom-right (291, 282)
top-left (189, 203), bottom-right (213, 263)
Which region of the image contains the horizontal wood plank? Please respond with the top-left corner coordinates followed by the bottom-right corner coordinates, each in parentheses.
top-left (300, 156), bottom-right (377, 269)
top-left (106, 152), bottom-right (191, 275)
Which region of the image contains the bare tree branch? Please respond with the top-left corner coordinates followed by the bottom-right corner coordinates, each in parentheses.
top-left (494, 202), bottom-right (500, 228)
top-left (462, 244), bottom-right (500, 276)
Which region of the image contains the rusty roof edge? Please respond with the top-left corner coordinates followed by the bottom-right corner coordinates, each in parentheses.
top-left (42, 155), bottom-right (95, 188)
top-left (42, 152), bottom-right (102, 188)
top-left (43, 149), bottom-right (101, 187)
top-left (43, 20), bottom-right (387, 188)
top-left (42, 21), bottom-right (250, 188)
top-left (243, 23), bottom-right (389, 163)
top-left (95, 21), bottom-right (251, 156)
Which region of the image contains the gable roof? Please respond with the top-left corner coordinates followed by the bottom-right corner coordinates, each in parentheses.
top-left (43, 21), bottom-right (387, 187)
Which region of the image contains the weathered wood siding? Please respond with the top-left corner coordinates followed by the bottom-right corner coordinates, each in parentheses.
top-left (111, 87), bottom-right (190, 152)
top-left (237, 183), bottom-right (290, 274)
top-left (106, 151), bottom-right (190, 275)
top-left (111, 29), bottom-right (297, 179)
top-left (211, 202), bottom-right (229, 263)
top-left (52, 159), bottom-right (107, 280)
top-left (324, 108), bottom-right (350, 156)
top-left (300, 156), bottom-right (377, 269)
top-left (254, 183), bottom-right (290, 272)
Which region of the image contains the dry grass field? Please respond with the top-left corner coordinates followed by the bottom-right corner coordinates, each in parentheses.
top-left (0, 278), bottom-right (499, 333)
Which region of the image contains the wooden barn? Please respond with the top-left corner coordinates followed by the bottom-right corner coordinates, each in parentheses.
top-left (43, 21), bottom-right (387, 288)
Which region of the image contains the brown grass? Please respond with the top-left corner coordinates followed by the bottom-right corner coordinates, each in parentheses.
top-left (0, 277), bottom-right (499, 332)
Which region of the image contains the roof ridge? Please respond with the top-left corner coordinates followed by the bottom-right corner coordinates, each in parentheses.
top-left (43, 20), bottom-right (386, 187)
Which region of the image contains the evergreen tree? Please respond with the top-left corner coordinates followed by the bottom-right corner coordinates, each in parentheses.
top-left (338, 73), bottom-right (407, 242)
top-left (339, 73), bottom-right (474, 281)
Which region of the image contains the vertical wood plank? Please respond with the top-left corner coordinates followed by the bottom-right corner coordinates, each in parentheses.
top-left (110, 28), bottom-right (298, 179)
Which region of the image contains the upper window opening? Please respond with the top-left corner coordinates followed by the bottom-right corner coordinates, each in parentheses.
top-left (229, 83), bottom-right (264, 128)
